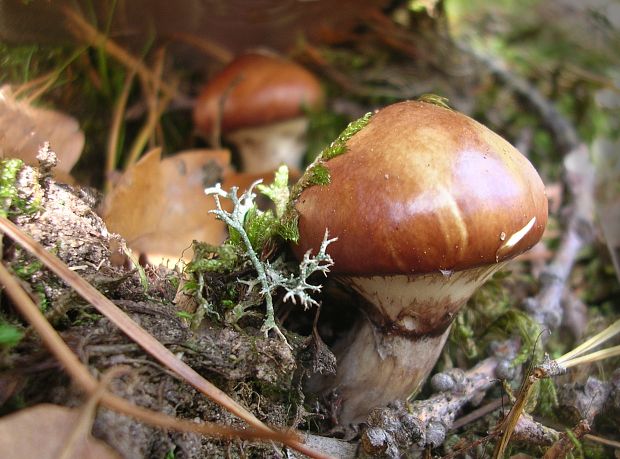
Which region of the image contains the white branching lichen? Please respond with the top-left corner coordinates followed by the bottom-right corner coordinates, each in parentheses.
top-left (205, 171), bottom-right (336, 344)
top-left (265, 232), bottom-right (336, 309)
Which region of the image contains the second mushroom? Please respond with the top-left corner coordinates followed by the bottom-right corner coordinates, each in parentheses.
top-left (293, 100), bottom-right (548, 425)
top-left (193, 52), bottom-right (324, 174)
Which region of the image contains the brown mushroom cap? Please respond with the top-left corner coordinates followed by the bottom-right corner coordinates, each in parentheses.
top-left (193, 52), bottom-right (324, 135)
top-left (293, 100), bottom-right (548, 275)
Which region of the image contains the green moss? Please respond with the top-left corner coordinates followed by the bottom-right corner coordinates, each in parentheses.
top-left (306, 163), bottom-right (331, 186)
top-left (417, 93), bottom-right (452, 110)
top-left (321, 111), bottom-right (373, 160)
top-left (186, 242), bottom-right (239, 274)
top-left (257, 165), bottom-right (290, 218)
top-left (231, 206), bottom-right (278, 252)
top-left (0, 159), bottom-right (43, 217)
top-left (0, 322), bottom-right (24, 349)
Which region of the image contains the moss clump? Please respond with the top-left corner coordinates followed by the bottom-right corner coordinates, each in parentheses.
top-left (281, 111), bottom-right (374, 242)
top-left (185, 242), bottom-right (239, 275)
top-left (0, 159), bottom-right (42, 218)
top-left (321, 111), bottom-right (373, 161)
top-left (417, 93), bottom-right (452, 110)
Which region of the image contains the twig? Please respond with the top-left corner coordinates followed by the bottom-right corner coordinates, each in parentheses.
top-left (165, 31), bottom-right (233, 64)
top-left (461, 43), bottom-right (580, 153)
top-left (542, 420), bottom-right (590, 459)
top-left (523, 145), bottom-right (595, 331)
top-left (361, 357), bottom-right (501, 454)
top-left (450, 398), bottom-right (503, 431)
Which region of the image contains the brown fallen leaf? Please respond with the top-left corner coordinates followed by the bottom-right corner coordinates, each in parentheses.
top-left (0, 85), bottom-right (84, 179)
top-left (0, 404), bottom-right (121, 459)
top-left (102, 148), bottom-right (233, 265)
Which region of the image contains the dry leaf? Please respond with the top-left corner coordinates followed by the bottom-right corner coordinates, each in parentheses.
top-left (0, 85), bottom-right (84, 178)
top-left (0, 404), bottom-right (121, 459)
top-left (102, 148), bottom-right (233, 265)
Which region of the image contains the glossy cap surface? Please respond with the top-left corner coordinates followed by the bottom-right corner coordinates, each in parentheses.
top-left (294, 101), bottom-right (548, 275)
top-left (193, 52), bottom-right (324, 135)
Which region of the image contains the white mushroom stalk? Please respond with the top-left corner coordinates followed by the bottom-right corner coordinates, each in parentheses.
top-left (319, 264), bottom-right (505, 424)
top-left (226, 117), bottom-right (310, 174)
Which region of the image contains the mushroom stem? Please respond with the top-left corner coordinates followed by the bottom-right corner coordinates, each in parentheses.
top-left (316, 263), bottom-right (505, 425)
top-left (226, 117), bottom-right (309, 174)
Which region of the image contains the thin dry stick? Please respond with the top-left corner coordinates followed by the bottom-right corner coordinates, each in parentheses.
top-left (492, 368), bottom-right (540, 459)
top-left (13, 71), bottom-right (60, 99)
top-left (450, 398), bottom-right (503, 431)
top-left (165, 31), bottom-right (233, 64)
top-left (124, 58), bottom-right (176, 168)
top-left (0, 263), bottom-right (289, 444)
top-left (105, 69), bottom-right (136, 193)
top-left (147, 47), bottom-right (166, 150)
top-left (124, 89), bottom-right (174, 167)
top-left (62, 6), bottom-right (178, 100)
top-left (0, 216), bottom-right (333, 459)
top-left (57, 367), bottom-right (121, 459)
top-left (584, 434), bottom-right (620, 450)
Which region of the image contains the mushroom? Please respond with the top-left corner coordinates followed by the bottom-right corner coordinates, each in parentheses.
top-left (193, 52), bottom-right (324, 174)
top-left (293, 100), bottom-right (548, 425)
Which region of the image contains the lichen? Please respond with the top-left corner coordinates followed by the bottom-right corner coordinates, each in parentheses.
top-left (198, 179), bottom-right (336, 342)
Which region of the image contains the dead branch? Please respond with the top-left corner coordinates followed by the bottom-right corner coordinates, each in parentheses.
top-left (542, 420), bottom-right (590, 459)
top-left (360, 356), bottom-right (502, 456)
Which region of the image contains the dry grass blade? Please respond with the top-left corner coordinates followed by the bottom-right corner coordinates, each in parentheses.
top-left (105, 69), bottom-right (136, 193)
top-left (556, 319), bottom-right (620, 365)
top-left (0, 216), bottom-right (333, 459)
top-left (492, 371), bottom-right (538, 459)
top-left (56, 367), bottom-right (117, 459)
top-left (62, 6), bottom-right (177, 100)
top-left (124, 52), bottom-right (175, 167)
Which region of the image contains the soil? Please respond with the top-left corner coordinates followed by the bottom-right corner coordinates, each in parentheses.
top-left (1, 156), bottom-right (332, 458)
